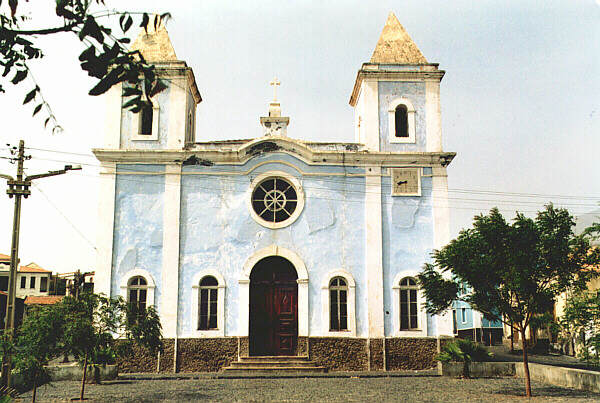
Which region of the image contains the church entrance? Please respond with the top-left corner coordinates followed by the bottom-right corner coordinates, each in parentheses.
top-left (249, 256), bottom-right (298, 356)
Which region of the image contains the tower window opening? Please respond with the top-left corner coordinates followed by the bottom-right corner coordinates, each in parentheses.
top-left (139, 104), bottom-right (154, 135)
top-left (394, 104), bottom-right (408, 138)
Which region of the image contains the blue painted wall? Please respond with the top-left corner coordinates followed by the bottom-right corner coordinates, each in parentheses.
top-left (378, 81), bottom-right (427, 152)
top-left (453, 300), bottom-right (474, 330)
top-left (177, 152), bottom-right (367, 336)
top-left (109, 154), bottom-right (442, 338)
top-left (382, 174), bottom-right (435, 336)
top-left (111, 165), bottom-right (165, 306)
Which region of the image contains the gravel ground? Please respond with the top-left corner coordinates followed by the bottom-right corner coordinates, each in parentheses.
top-left (13, 372), bottom-right (600, 402)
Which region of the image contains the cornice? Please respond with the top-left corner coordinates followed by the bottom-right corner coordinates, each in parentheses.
top-left (92, 137), bottom-right (456, 168)
top-left (349, 68), bottom-right (445, 107)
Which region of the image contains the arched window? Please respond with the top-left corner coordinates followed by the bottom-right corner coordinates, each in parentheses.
top-left (139, 104), bottom-right (154, 135)
top-left (127, 276), bottom-right (148, 311)
top-left (198, 276), bottom-right (218, 330)
top-left (329, 277), bottom-right (348, 331)
top-left (388, 98), bottom-right (416, 144)
top-left (399, 277), bottom-right (419, 330)
top-left (395, 104), bottom-right (408, 138)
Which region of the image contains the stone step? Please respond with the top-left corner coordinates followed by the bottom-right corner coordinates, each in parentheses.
top-left (222, 356), bottom-right (326, 373)
top-left (238, 356), bottom-right (310, 361)
top-left (222, 366), bottom-right (326, 373)
top-left (229, 360), bottom-right (318, 368)
top-left (237, 356), bottom-right (312, 365)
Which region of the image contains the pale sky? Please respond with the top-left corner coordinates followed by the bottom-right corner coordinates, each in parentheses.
top-left (0, 0), bottom-right (598, 273)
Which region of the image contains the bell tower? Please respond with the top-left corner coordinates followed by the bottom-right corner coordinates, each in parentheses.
top-left (349, 12), bottom-right (444, 153)
top-left (102, 19), bottom-right (202, 150)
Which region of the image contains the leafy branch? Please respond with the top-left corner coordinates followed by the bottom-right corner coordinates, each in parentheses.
top-left (0, 0), bottom-right (171, 132)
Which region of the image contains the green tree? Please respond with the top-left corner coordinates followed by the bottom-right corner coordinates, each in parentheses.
top-left (417, 205), bottom-right (600, 397)
top-left (13, 304), bottom-right (64, 403)
top-left (61, 293), bottom-right (162, 401)
top-left (1, 0), bottom-right (168, 131)
top-left (436, 338), bottom-right (492, 378)
top-left (560, 289), bottom-right (600, 367)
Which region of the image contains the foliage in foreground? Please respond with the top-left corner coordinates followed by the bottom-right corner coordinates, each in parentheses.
top-left (437, 338), bottom-right (492, 378)
top-left (9, 292), bottom-right (162, 402)
top-left (1, 0), bottom-right (169, 131)
top-left (13, 304), bottom-right (64, 400)
top-left (418, 205), bottom-right (600, 396)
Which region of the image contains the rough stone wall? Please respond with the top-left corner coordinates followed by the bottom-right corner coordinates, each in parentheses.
top-left (115, 343), bottom-right (159, 373)
top-left (297, 337), bottom-right (309, 357)
top-left (177, 338), bottom-right (238, 372)
top-left (369, 338), bottom-right (385, 370)
top-left (159, 339), bottom-right (175, 373)
top-left (239, 336), bottom-right (249, 357)
top-left (385, 337), bottom-right (437, 370)
top-left (309, 338), bottom-right (368, 371)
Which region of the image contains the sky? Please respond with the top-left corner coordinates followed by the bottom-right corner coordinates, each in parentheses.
top-left (0, 0), bottom-right (598, 273)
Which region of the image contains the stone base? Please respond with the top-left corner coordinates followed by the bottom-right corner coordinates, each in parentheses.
top-left (385, 337), bottom-right (438, 370)
top-left (118, 336), bottom-right (441, 373)
top-left (177, 338), bottom-right (237, 372)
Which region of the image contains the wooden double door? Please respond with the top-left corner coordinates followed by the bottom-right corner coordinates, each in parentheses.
top-left (249, 256), bottom-right (298, 356)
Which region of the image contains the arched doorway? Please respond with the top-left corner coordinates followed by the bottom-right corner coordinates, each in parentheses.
top-left (249, 256), bottom-right (298, 356)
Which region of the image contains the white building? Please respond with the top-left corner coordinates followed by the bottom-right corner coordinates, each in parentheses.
top-left (95, 13), bottom-right (456, 372)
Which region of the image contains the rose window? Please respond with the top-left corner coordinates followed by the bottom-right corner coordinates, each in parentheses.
top-left (251, 177), bottom-right (298, 224)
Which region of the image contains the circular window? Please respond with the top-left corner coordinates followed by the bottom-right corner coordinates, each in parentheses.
top-left (249, 172), bottom-right (304, 229)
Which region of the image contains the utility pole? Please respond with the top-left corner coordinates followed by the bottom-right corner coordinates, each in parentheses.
top-left (0, 140), bottom-right (81, 387)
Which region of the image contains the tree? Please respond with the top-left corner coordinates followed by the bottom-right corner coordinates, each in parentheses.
top-left (1, 0), bottom-right (168, 131)
top-left (13, 304), bottom-right (64, 403)
top-left (417, 205), bottom-right (600, 397)
top-left (560, 289), bottom-right (600, 367)
top-left (61, 293), bottom-right (162, 401)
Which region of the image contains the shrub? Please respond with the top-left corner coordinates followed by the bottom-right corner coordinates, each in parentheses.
top-left (437, 338), bottom-right (492, 378)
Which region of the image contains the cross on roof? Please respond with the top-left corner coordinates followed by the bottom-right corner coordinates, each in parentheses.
top-left (269, 77), bottom-right (280, 102)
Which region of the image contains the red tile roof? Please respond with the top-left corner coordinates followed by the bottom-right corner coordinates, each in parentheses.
top-left (18, 262), bottom-right (51, 273)
top-left (24, 296), bottom-right (63, 305)
top-left (0, 253), bottom-right (10, 261)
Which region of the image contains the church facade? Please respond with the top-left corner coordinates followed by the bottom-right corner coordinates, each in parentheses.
top-left (94, 13), bottom-right (456, 372)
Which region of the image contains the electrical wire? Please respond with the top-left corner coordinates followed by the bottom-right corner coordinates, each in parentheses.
top-left (30, 182), bottom-right (98, 252)
top-left (22, 149), bottom-right (600, 201)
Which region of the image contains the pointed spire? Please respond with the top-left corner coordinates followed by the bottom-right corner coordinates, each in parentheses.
top-left (131, 15), bottom-right (177, 61)
top-left (370, 12), bottom-right (427, 64)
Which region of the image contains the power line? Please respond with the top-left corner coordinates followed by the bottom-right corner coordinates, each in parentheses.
top-left (25, 153), bottom-right (600, 203)
top-left (31, 182), bottom-right (98, 252)
top-left (25, 146), bottom-right (95, 158)
top-left (57, 170), bottom-right (595, 215)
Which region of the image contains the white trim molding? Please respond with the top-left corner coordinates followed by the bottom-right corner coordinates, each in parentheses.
top-left (119, 268), bottom-right (156, 307)
top-left (321, 269), bottom-right (356, 337)
top-left (392, 270), bottom-right (427, 337)
top-left (239, 245), bottom-right (309, 337)
top-left (95, 162), bottom-right (116, 297)
top-left (191, 269), bottom-right (226, 337)
top-left (248, 171), bottom-right (305, 230)
top-left (388, 97), bottom-right (416, 144)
